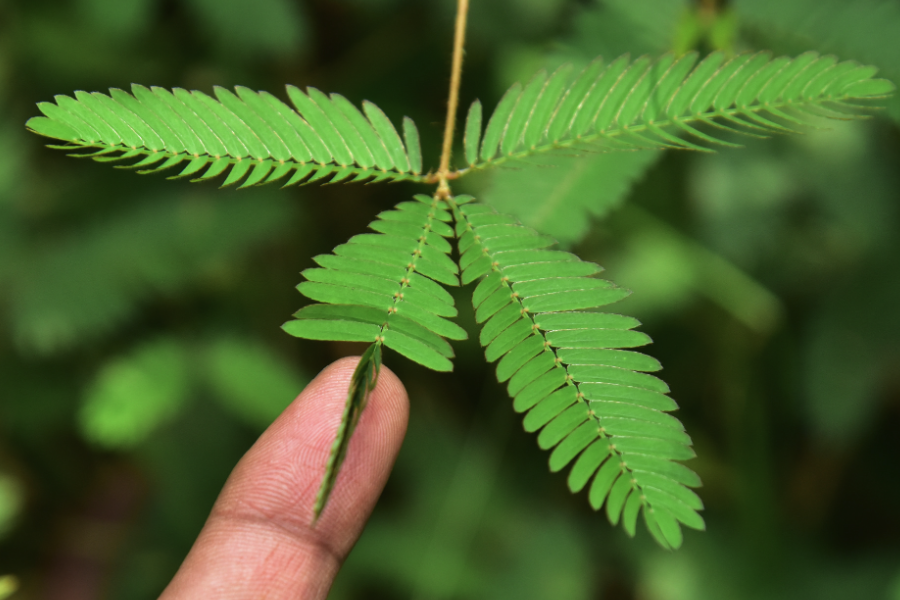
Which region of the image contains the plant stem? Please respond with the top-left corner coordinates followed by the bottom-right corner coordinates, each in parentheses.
top-left (436, 0), bottom-right (470, 198)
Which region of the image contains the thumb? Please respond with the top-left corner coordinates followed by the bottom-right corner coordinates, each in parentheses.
top-left (160, 356), bottom-right (409, 600)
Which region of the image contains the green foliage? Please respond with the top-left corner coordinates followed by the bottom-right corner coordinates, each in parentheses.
top-left (802, 262), bottom-right (900, 445)
top-left (80, 336), bottom-right (309, 449)
top-left (484, 150), bottom-right (660, 245)
top-left (7, 192), bottom-right (293, 354)
top-left (282, 190), bottom-right (704, 544)
top-left (313, 342), bottom-right (381, 521)
top-left (80, 339), bottom-right (192, 448)
top-left (26, 85), bottom-right (426, 190)
top-left (452, 196), bottom-right (702, 548)
top-left (282, 192), bottom-right (466, 515)
top-left (464, 51), bottom-right (894, 171)
top-left (18, 1), bottom-right (898, 554)
top-left (735, 0), bottom-right (900, 121)
top-left (284, 193), bottom-right (466, 371)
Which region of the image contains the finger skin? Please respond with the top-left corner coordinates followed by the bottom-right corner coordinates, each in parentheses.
top-left (160, 357), bottom-right (409, 599)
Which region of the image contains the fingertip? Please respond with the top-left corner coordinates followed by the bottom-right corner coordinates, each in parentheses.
top-left (161, 355), bottom-right (409, 599)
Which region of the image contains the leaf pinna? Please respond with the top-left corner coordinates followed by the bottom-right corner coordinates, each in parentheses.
top-left (282, 193), bottom-right (465, 517)
top-left (284, 193), bottom-right (466, 374)
top-left (451, 195), bottom-right (702, 548)
top-left (462, 51), bottom-right (895, 172)
top-left (26, 0), bottom-right (894, 547)
top-left (27, 85), bottom-right (426, 188)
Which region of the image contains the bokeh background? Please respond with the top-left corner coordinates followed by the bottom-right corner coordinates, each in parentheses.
top-left (1, 0), bottom-right (899, 598)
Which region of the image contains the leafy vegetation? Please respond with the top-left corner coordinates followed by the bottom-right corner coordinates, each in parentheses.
top-left (2, 0), bottom-right (900, 597)
top-left (25, 0), bottom-right (892, 545)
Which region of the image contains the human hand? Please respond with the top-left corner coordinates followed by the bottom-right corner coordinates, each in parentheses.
top-left (160, 357), bottom-right (409, 599)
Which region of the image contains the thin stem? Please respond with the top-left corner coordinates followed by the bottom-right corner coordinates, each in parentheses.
top-left (437, 0), bottom-right (470, 198)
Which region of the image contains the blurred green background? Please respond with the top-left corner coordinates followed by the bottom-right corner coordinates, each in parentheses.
top-left (1, 0), bottom-right (899, 598)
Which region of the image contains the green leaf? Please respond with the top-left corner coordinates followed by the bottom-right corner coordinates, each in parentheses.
top-left (524, 288), bottom-right (631, 313)
top-left (546, 57), bottom-right (606, 143)
top-left (513, 369), bottom-right (569, 412)
top-left (567, 440), bottom-right (609, 492)
top-left (648, 506), bottom-right (684, 549)
top-left (496, 336), bottom-right (545, 382)
top-left (589, 400), bottom-right (683, 429)
top-left (589, 460), bottom-right (622, 511)
top-left (463, 99), bottom-right (482, 166)
top-left (234, 87), bottom-right (313, 162)
top-left (625, 455), bottom-right (702, 488)
top-left (545, 328), bottom-right (651, 349)
top-left (25, 116), bottom-right (80, 142)
top-left (580, 382), bottom-right (677, 411)
top-left (643, 505), bottom-right (673, 550)
top-left (645, 490), bottom-right (706, 531)
top-left (633, 471), bottom-right (703, 510)
top-left (314, 343), bottom-right (382, 521)
top-left (592, 55), bottom-right (652, 133)
top-left (566, 365), bottom-right (669, 393)
top-left (508, 352), bottom-right (556, 397)
top-left (536, 312), bottom-right (639, 330)
top-left (522, 64), bottom-right (573, 149)
top-left (605, 475), bottom-right (633, 525)
top-left (549, 421), bottom-right (598, 471)
top-left (293, 304), bottom-right (454, 359)
top-left (480, 305), bottom-right (523, 346)
top-left (842, 78), bottom-right (896, 97)
top-left (621, 493), bottom-right (642, 537)
top-left (480, 82), bottom-right (522, 161)
top-left (556, 348), bottom-right (661, 371)
top-left (291, 195), bottom-right (463, 369)
top-left (309, 88), bottom-right (375, 168)
top-left (735, 0), bottom-right (900, 120)
top-left (601, 418), bottom-right (690, 445)
top-left (402, 116), bottom-right (422, 174)
top-left (468, 51), bottom-right (893, 172)
top-left (668, 52), bottom-right (726, 118)
top-left (332, 94), bottom-right (396, 169)
top-left (485, 151), bottom-right (660, 245)
top-left (382, 328), bottom-right (452, 372)
top-left (282, 317), bottom-right (380, 342)
top-left (287, 85), bottom-right (355, 166)
top-left (484, 320), bottom-right (533, 361)
top-left (537, 403), bottom-right (588, 448)
top-left (524, 387), bottom-right (579, 433)
top-left (613, 436), bottom-right (694, 461)
top-left (79, 339), bottom-right (191, 449)
top-left (363, 100), bottom-right (412, 173)
top-left (644, 52), bottom-right (699, 123)
top-left (453, 196), bottom-right (702, 546)
top-left (501, 70), bottom-right (547, 156)
top-left (28, 85), bottom-right (426, 187)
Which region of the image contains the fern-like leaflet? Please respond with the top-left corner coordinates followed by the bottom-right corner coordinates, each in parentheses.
top-left (26, 85), bottom-right (426, 187)
top-left (451, 195), bottom-right (701, 548)
top-left (282, 193), bottom-right (466, 516)
top-left (462, 51), bottom-right (895, 170)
